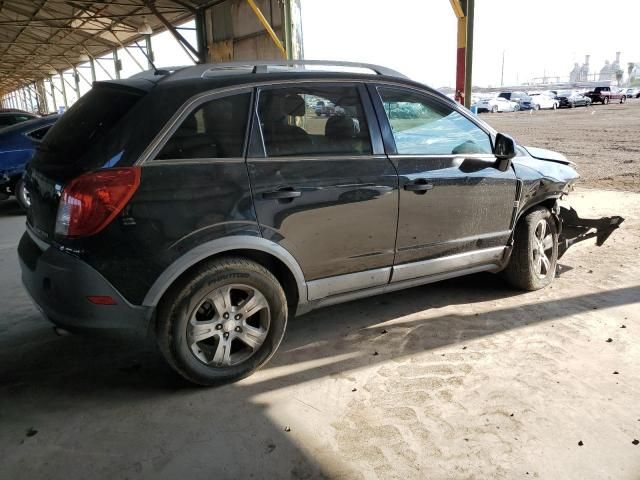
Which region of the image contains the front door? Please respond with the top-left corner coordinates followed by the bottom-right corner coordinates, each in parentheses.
top-left (247, 83), bottom-right (398, 299)
top-left (371, 85), bottom-right (517, 279)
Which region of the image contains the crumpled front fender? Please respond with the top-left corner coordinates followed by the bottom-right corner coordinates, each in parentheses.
top-left (557, 207), bottom-right (625, 258)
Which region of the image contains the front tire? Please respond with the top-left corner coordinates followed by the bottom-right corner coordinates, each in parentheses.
top-left (502, 207), bottom-right (559, 291)
top-left (603, 97), bottom-right (610, 105)
top-left (156, 257), bottom-right (288, 386)
top-left (491, 105), bottom-right (498, 113)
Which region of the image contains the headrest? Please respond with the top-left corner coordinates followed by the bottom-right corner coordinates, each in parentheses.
top-left (176, 113), bottom-right (198, 134)
top-left (325, 115), bottom-right (359, 139)
top-left (282, 94), bottom-right (306, 117)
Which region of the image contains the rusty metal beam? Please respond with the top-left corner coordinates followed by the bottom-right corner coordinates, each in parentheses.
top-left (147, 0), bottom-right (200, 61)
top-left (246, 0), bottom-right (287, 59)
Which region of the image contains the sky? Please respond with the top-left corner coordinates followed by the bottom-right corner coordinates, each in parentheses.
top-left (300, 0), bottom-right (640, 88)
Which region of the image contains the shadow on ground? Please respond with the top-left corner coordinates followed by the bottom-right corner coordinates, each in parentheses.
top-left (1, 272), bottom-right (638, 479)
top-left (0, 199), bottom-right (23, 217)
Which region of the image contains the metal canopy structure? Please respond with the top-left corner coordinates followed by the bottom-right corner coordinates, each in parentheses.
top-left (0, 0), bottom-right (217, 97)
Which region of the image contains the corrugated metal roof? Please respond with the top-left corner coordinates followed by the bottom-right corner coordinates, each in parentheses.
top-left (0, 1), bottom-right (214, 95)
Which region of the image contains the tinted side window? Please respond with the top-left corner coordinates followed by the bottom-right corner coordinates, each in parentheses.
top-left (27, 126), bottom-right (52, 141)
top-left (155, 93), bottom-right (251, 160)
top-left (378, 87), bottom-right (492, 156)
top-left (257, 85), bottom-right (372, 157)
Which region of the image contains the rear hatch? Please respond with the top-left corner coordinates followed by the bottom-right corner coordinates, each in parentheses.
top-left (25, 82), bottom-right (147, 243)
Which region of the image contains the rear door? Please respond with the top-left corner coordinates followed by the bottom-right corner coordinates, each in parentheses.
top-left (370, 85), bottom-right (517, 279)
top-left (247, 82), bottom-right (398, 299)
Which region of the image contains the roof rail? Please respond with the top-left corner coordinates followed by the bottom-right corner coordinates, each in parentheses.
top-left (200, 60), bottom-right (408, 79)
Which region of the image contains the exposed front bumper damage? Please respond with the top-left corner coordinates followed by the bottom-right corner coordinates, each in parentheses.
top-left (557, 206), bottom-right (625, 258)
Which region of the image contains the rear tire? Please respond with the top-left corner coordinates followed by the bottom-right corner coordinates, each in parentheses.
top-left (156, 257), bottom-right (288, 386)
top-left (620, 96), bottom-right (626, 104)
top-left (502, 207), bottom-right (559, 291)
top-left (15, 179), bottom-right (30, 211)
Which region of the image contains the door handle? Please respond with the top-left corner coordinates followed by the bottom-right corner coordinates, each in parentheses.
top-left (262, 188), bottom-right (302, 200)
top-left (403, 180), bottom-right (434, 193)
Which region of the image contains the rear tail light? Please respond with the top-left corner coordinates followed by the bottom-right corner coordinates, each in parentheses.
top-left (55, 167), bottom-right (140, 238)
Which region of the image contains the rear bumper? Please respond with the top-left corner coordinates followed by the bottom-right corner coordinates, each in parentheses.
top-left (18, 231), bottom-right (153, 332)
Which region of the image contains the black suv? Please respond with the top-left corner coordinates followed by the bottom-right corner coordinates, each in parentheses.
top-left (18, 61), bottom-right (623, 385)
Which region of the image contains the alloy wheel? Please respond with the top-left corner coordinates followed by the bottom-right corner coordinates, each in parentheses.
top-left (532, 219), bottom-right (554, 279)
top-left (187, 284), bottom-right (270, 367)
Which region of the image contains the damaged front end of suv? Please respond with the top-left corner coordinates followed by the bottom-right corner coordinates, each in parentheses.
top-left (514, 145), bottom-right (624, 259)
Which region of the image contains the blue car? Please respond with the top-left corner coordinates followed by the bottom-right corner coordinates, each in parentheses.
top-left (0, 115), bottom-right (59, 209)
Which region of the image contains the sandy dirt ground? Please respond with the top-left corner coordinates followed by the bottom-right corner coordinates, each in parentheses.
top-left (0, 187), bottom-right (638, 480)
top-left (484, 99), bottom-right (640, 192)
top-left (1, 104), bottom-right (640, 479)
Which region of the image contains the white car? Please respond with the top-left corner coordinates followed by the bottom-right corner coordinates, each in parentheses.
top-left (625, 88), bottom-right (640, 99)
top-left (528, 92), bottom-right (559, 110)
top-left (475, 96), bottom-right (519, 113)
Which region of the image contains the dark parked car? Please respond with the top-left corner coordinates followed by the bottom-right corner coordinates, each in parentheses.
top-left (18, 61), bottom-right (623, 386)
top-left (0, 115), bottom-right (59, 209)
top-left (556, 90), bottom-right (592, 108)
top-left (0, 110), bottom-right (38, 128)
top-left (584, 86), bottom-right (626, 104)
top-left (497, 91), bottom-right (529, 105)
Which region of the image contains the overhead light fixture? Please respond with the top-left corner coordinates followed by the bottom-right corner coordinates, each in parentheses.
top-left (78, 53), bottom-right (90, 62)
top-left (138, 17), bottom-right (152, 35)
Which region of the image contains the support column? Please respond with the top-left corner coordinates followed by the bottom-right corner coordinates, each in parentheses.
top-left (455, 14), bottom-right (467, 105)
top-left (89, 57), bottom-right (97, 83)
top-left (21, 88), bottom-right (28, 111)
top-left (114, 49), bottom-right (121, 79)
top-left (145, 34), bottom-right (155, 68)
top-left (73, 68), bottom-right (81, 99)
top-left (283, 0), bottom-right (293, 60)
top-left (49, 76), bottom-right (57, 111)
top-left (195, 8), bottom-right (207, 63)
top-left (464, 0), bottom-right (474, 109)
top-left (59, 72), bottom-right (68, 108)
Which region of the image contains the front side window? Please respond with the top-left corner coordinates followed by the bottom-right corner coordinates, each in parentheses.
top-left (257, 85), bottom-right (372, 157)
top-left (156, 92), bottom-right (251, 160)
top-left (378, 87), bottom-right (492, 156)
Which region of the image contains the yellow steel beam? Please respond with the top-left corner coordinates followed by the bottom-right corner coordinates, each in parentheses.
top-left (449, 0), bottom-right (465, 18)
top-left (246, 0), bottom-right (287, 59)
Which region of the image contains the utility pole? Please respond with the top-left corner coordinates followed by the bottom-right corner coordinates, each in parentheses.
top-left (501, 50), bottom-right (505, 87)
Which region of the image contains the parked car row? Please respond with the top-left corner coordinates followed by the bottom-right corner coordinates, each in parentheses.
top-left (473, 85), bottom-right (637, 114)
top-left (0, 110), bottom-right (60, 209)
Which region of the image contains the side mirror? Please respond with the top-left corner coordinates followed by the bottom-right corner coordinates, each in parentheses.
top-left (494, 133), bottom-right (516, 172)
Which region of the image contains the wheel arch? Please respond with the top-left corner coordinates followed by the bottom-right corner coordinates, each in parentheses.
top-left (143, 236), bottom-right (307, 313)
top-left (497, 196), bottom-right (561, 273)
top-left (515, 197), bottom-right (560, 230)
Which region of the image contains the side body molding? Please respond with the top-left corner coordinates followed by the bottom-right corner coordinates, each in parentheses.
top-left (142, 236), bottom-right (308, 308)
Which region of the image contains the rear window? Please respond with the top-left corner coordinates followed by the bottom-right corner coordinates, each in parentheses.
top-left (33, 85), bottom-right (143, 171)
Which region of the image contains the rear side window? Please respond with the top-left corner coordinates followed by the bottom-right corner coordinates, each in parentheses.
top-left (34, 86), bottom-right (142, 169)
top-left (155, 93), bottom-right (251, 160)
top-left (27, 126), bottom-right (52, 141)
top-left (257, 85), bottom-right (372, 157)
top-left (378, 87), bottom-right (492, 156)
